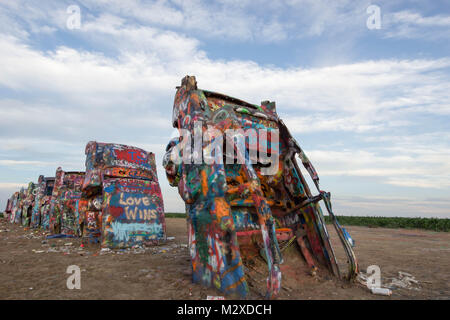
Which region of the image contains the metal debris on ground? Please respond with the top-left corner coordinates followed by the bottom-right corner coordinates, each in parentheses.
top-left (387, 272), bottom-right (421, 291)
top-left (370, 287), bottom-right (392, 296)
top-left (357, 269), bottom-right (421, 295)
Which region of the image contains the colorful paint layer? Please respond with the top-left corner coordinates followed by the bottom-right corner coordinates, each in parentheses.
top-left (164, 76), bottom-right (358, 298)
top-left (81, 141), bottom-right (166, 248)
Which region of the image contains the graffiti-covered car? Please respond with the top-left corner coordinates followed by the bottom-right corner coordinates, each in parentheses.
top-left (48, 167), bottom-right (85, 235)
top-left (11, 188), bottom-right (26, 224)
top-left (81, 141), bottom-right (166, 248)
top-left (60, 172), bottom-right (84, 236)
top-left (4, 194), bottom-right (14, 221)
top-left (21, 182), bottom-right (38, 227)
top-left (40, 194), bottom-right (53, 231)
top-left (164, 76), bottom-right (358, 298)
top-left (4, 193), bottom-right (17, 222)
top-left (30, 175), bottom-right (55, 228)
top-left (3, 199), bottom-right (11, 219)
top-left (7, 192), bottom-right (19, 223)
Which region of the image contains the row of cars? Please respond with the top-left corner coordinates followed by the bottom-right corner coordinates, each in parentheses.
top-left (6, 177), bottom-right (54, 229)
top-left (4, 141), bottom-right (166, 248)
top-left (3, 76), bottom-right (357, 298)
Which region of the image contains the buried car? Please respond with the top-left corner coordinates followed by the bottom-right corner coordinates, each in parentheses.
top-left (7, 192), bottom-right (19, 223)
top-left (164, 76), bottom-right (358, 298)
top-left (11, 188), bottom-right (26, 224)
top-left (48, 167), bottom-right (85, 235)
top-left (4, 193), bottom-right (16, 221)
top-left (30, 175), bottom-right (55, 228)
top-left (40, 191), bottom-right (54, 231)
top-left (81, 141), bottom-right (166, 248)
top-left (21, 182), bottom-right (38, 227)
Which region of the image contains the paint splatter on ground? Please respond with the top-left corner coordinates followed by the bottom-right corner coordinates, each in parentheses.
top-left (0, 218), bottom-right (448, 299)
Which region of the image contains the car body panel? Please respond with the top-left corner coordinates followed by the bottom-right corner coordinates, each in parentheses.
top-left (81, 141), bottom-right (166, 248)
top-left (48, 168), bottom-right (85, 235)
top-left (164, 76), bottom-right (358, 298)
top-left (30, 176), bottom-right (55, 228)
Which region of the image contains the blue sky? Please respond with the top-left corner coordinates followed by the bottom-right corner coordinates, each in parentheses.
top-left (0, 0), bottom-right (449, 218)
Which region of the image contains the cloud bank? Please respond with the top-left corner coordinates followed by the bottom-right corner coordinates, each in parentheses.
top-left (0, 1), bottom-right (449, 218)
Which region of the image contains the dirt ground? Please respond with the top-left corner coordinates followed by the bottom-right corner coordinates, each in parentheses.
top-left (0, 217), bottom-right (449, 300)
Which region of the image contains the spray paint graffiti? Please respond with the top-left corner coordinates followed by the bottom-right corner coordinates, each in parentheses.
top-left (4, 195), bottom-right (14, 222)
top-left (5, 192), bottom-right (19, 223)
top-left (81, 141), bottom-right (166, 248)
top-left (109, 221), bottom-right (163, 243)
top-left (48, 168), bottom-right (85, 235)
top-left (11, 188), bottom-right (26, 224)
top-left (30, 176), bottom-right (55, 228)
top-left (60, 173), bottom-right (85, 236)
top-left (21, 182), bottom-right (38, 227)
top-left (40, 196), bottom-right (53, 230)
top-left (164, 76), bottom-right (358, 298)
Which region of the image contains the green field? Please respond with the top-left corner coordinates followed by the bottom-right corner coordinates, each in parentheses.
top-left (165, 212), bottom-right (185, 218)
top-left (164, 212), bottom-right (449, 232)
top-left (324, 215), bottom-right (449, 232)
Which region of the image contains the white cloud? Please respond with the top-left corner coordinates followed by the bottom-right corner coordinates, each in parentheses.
top-left (0, 182), bottom-right (29, 189)
top-left (333, 195), bottom-right (450, 218)
top-left (384, 10), bottom-right (450, 39)
top-left (0, 32), bottom-right (449, 178)
top-left (0, 2), bottom-right (449, 216)
top-left (386, 177), bottom-right (449, 189)
top-left (3, 0), bottom-right (368, 43)
top-left (0, 160), bottom-right (52, 166)
top-left (389, 10), bottom-right (450, 27)
top-left (307, 142), bottom-right (450, 189)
